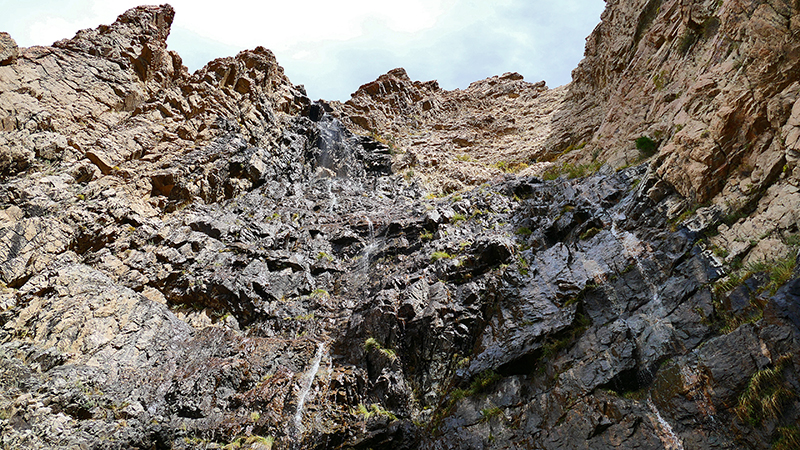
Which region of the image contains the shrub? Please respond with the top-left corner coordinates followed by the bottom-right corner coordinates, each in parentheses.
top-left (635, 136), bottom-right (658, 158)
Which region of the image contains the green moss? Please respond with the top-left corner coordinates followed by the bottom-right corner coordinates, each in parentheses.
top-left (363, 337), bottom-right (397, 360)
top-left (364, 337), bottom-right (380, 352)
top-left (420, 231), bottom-right (434, 241)
top-left (311, 288), bottom-right (329, 299)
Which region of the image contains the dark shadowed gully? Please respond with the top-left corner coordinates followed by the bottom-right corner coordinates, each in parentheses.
top-left (1, 2), bottom-right (799, 449)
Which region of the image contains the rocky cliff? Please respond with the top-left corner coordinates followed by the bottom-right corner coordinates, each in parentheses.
top-left (0, 2), bottom-right (799, 450)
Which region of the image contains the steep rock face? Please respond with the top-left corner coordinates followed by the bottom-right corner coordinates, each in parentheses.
top-left (0, 3), bottom-right (799, 450)
top-left (546, 0), bottom-right (800, 205)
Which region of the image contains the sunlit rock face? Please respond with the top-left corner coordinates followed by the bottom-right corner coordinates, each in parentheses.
top-left (0, 3), bottom-right (799, 450)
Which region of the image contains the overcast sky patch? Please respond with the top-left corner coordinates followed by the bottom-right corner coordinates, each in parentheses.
top-left (1, 1), bottom-right (604, 101)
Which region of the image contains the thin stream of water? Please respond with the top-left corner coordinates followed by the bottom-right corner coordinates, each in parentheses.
top-left (293, 342), bottom-right (326, 435)
top-left (648, 397), bottom-right (685, 450)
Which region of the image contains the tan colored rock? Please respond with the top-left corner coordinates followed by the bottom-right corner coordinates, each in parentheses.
top-left (0, 32), bottom-right (17, 65)
top-left (0, 217), bottom-right (72, 287)
top-left (330, 69), bottom-right (563, 193)
top-left (545, 0), bottom-right (800, 204)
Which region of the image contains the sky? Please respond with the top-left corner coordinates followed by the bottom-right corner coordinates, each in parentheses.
top-left (0, 1), bottom-right (605, 101)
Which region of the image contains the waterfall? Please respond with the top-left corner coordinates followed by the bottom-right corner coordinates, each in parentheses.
top-left (360, 216), bottom-right (379, 273)
top-left (326, 179), bottom-right (337, 213)
top-left (647, 398), bottom-right (685, 450)
top-left (293, 342), bottom-right (326, 436)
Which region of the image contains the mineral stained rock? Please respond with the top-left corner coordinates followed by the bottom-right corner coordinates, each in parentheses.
top-left (0, 2), bottom-right (799, 450)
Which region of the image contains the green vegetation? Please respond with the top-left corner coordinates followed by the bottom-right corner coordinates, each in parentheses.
top-left (420, 230), bottom-right (434, 240)
top-left (353, 403), bottom-right (397, 421)
top-left (652, 71), bottom-right (667, 90)
top-left (431, 251), bottom-right (454, 262)
top-left (635, 136), bottom-right (658, 158)
top-left (311, 288), bottom-right (330, 299)
top-left (450, 370), bottom-right (502, 402)
top-left (515, 227), bottom-right (532, 236)
top-left (317, 251), bottom-right (334, 262)
top-left (540, 311), bottom-right (592, 361)
top-left (455, 154), bottom-right (475, 162)
top-left (223, 435), bottom-right (275, 450)
top-left (772, 426), bottom-right (800, 450)
top-left (480, 406), bottom-right (503, 422)
top-left (713, 249), bottom-right (798, 298)
top-left (364, 337), bottom-right (397, 360)
top-left (451, 213), bottom-right (467, 223)
top-left (494, 160), bottom-right (529, 173)
top-left (735, 355), bottom-right (795, 426)
top-left (579, 227), bottom-right (602, 241)
top-left (370, 131), bottom-right (398, 153)
top-left (542, 160), bottom-right (604, 181)
top-left (669, 202), bottom-right (707, 231)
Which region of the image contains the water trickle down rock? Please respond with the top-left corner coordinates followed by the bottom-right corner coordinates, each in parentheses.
top-left (293, 342), bottom-right (328, 439)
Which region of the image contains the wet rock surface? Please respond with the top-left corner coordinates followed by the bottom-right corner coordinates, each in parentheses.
top-left (0, 3), bottom-right (799, 450)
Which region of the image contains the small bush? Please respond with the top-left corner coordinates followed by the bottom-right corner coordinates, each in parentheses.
top-left (635, 136), bottom-right (658, 158)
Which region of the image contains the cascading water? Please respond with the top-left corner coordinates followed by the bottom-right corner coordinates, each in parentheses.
top-left (292, 342), bottom-right (327, 439)
top-left (647, 397), bottom-right (685, 450)
top-left (315, 116), bottom-right (361, 179)
top-left (359, 216), bottom-right (381, 274)
top-left (326, 179), bottom-right (338, 213)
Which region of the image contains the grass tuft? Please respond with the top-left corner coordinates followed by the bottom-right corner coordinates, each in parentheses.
top-left (735, 355), bottom-right (795, 426)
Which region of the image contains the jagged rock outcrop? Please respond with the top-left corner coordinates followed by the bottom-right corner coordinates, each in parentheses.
top-left (0, 2), bottom-right (799, 450)
top-left (330, 68), bottom-right (562, 193)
